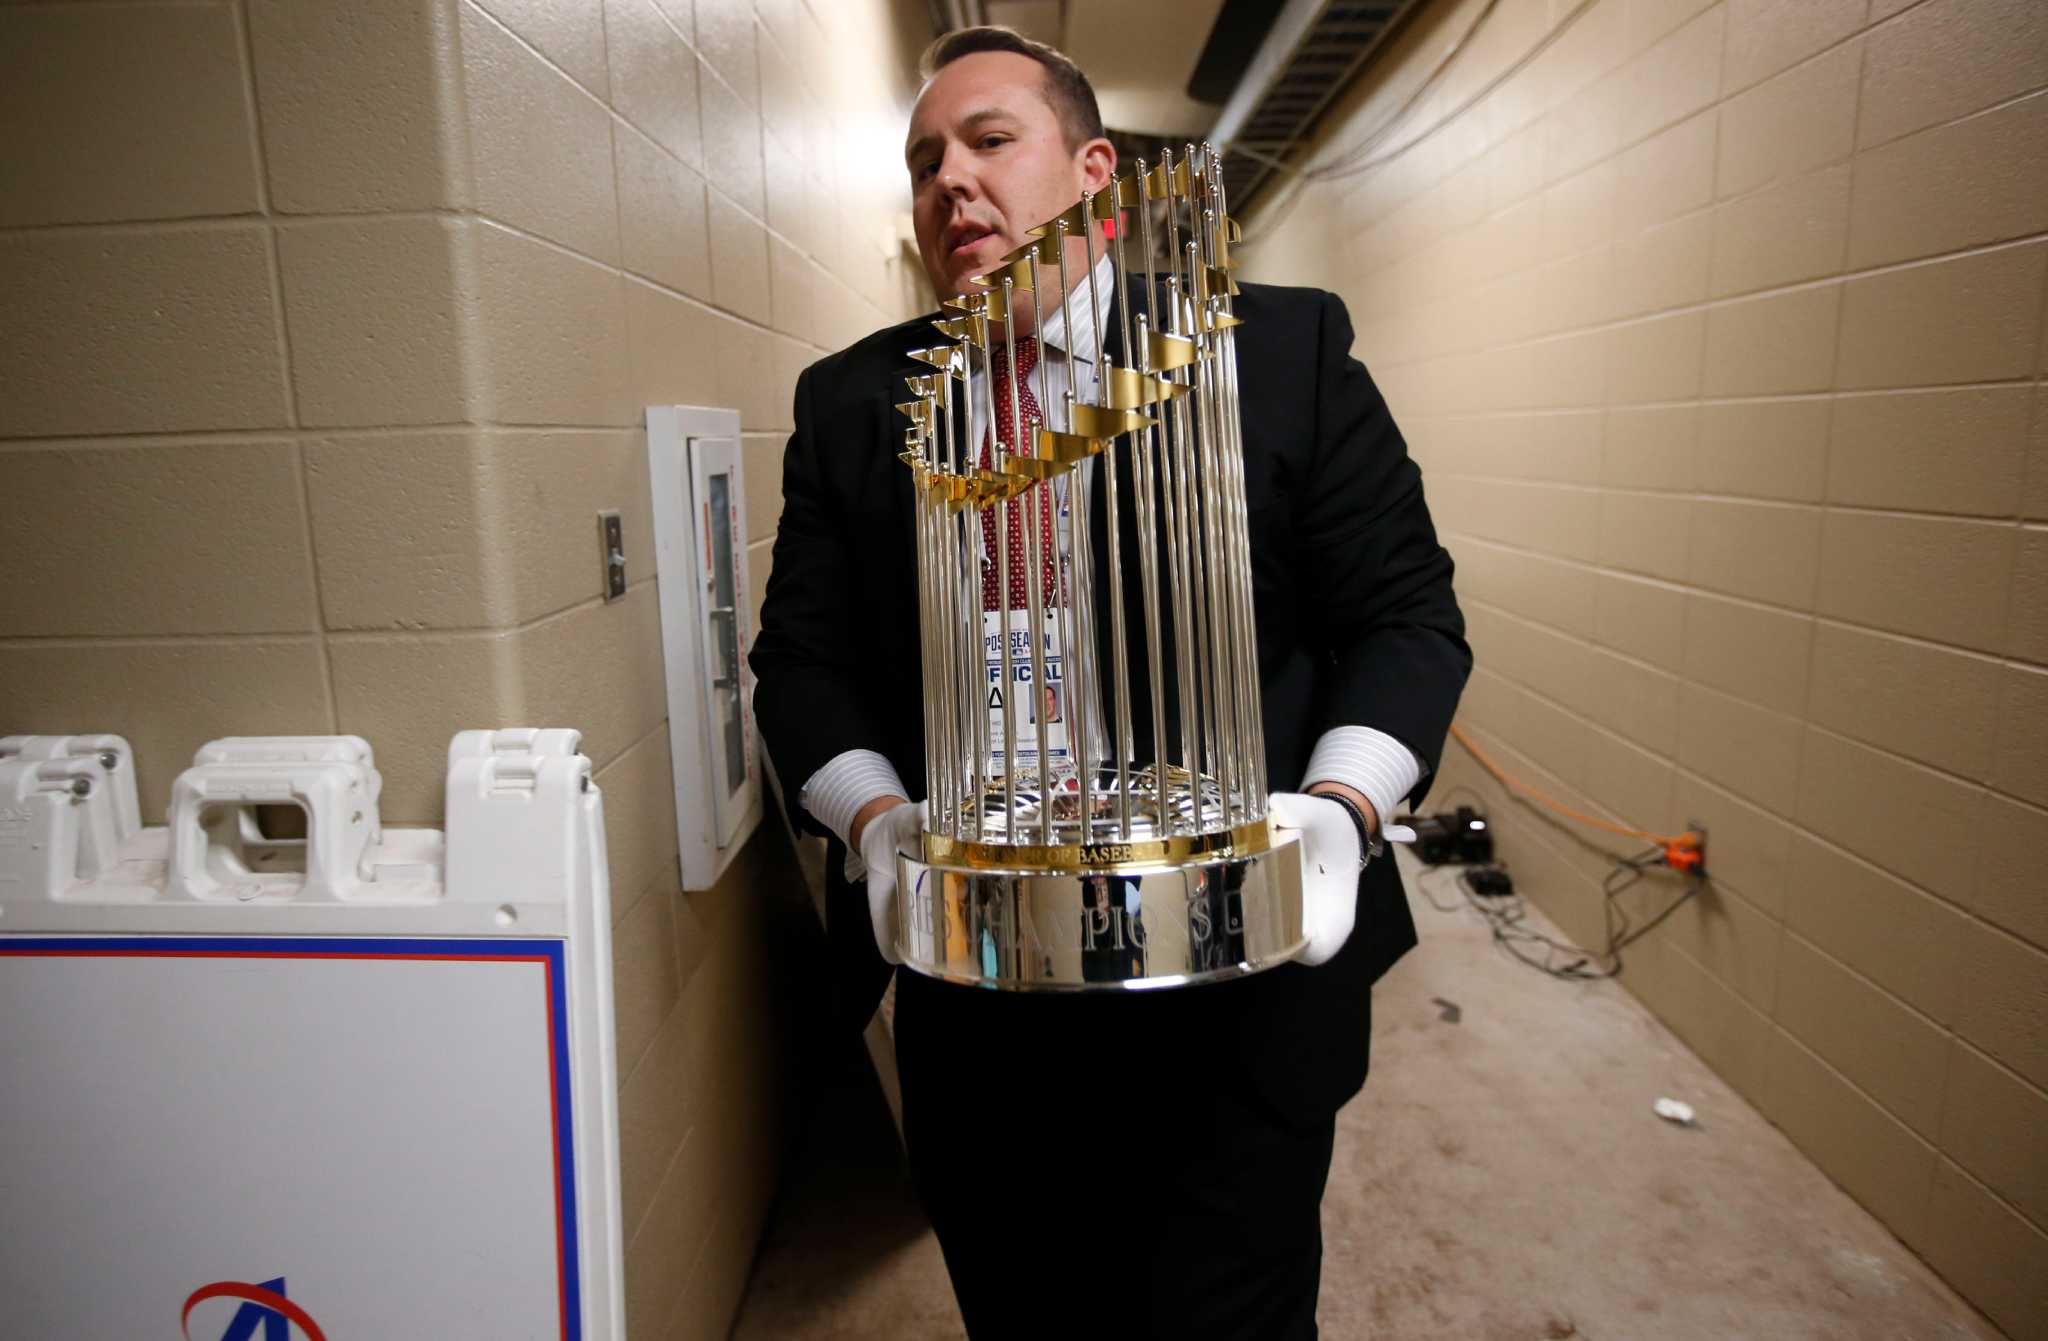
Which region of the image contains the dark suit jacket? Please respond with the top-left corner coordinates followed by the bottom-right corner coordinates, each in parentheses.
top-left (750, 279), bottom-right (1469, 1117)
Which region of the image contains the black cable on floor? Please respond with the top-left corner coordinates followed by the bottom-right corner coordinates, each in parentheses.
top-left (1419, 846), bottom-right (1703, 983)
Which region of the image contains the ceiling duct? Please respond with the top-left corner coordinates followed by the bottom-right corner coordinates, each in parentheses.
top-left (1209, 0), bottom-right (1424, 209)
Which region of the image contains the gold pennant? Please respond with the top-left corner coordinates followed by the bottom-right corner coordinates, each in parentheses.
top-left (1022, 193), bottom-right (1116, 242)
top-left (930, 315), bottom-right (990, 348)
top-left (895, 400), bottom-right (933, 437)
top-left (976, 254), bottom-right (1037, 296)
top-left (904, 372), bottom-right (952, 409)
top-left (1136, 160), bottom-right (1170, 202)
top-left (1211, 225), bottom-right (1236, 271)
top-left (1103, 366), bottom-right (1189, 411)
top-left (1067, 402), bottom-right (1155, 439)
top-left (972, 468), bottom-right (1034, 506)
top-left (940, 291), bottom-right (1009, 325)
top-left (1031, 426), bottom-right (1106, 464)
top-left (1146, 329), bottom-right (1199, 372)
top-left (1190, 263), bottom-right (1238, 305)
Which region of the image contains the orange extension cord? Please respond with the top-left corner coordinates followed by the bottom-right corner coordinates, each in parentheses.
top-left (1448, 724), bottom-right (1706, 873)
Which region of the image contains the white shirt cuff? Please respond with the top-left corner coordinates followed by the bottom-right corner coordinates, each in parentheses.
top-left (1302, 726), bottom-right (1425, 834)
top-left (800, 749), bottom-right (909, 882)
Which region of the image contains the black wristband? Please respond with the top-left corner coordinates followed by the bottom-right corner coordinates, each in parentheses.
top-left (1309, 788), bottom-right (1375, 870)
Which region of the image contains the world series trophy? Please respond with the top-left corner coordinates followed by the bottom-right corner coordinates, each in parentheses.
top-left (892, 142), bottom-right (1307, 990)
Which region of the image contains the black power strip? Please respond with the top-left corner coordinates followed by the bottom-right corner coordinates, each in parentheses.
top-left (1403, 806), bottom-right (1494, 865)
top-left (1465, 865), bottom-right (1515, 897)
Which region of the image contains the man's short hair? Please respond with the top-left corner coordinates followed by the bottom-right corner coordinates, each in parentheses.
top-left (919, 26), bottom-right (1107, 151)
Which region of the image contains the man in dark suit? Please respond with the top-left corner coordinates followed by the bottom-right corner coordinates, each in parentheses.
top-left (750, 25), bottom-right (1468, 1339)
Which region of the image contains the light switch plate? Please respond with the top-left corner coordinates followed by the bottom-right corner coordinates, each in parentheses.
top-left (597, 510), bottom-right (626, 601)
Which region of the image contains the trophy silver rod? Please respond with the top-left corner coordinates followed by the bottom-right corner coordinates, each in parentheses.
top-left (1205, 145), bottom-right (1266, 810)
top-left (1129, 170), bottom-right (1172, 836)
top-left (1022, 473), bottom-right (1055, 842)
top-left (992, 290), bottom-right (1018, 837)
top-left (1191, 185), bottom-right (1239, 819)
top-left (1073, 438), bottom-right (1109, 834)
top-left (936, 486), bottom-right (955, 833)
top-left (1215, 277), bottom-right (1261, 818)
top-left (944, 485), bottom-right (965, 837)
top-left (1215, 317), bottom-right (1258, 820)
top-left (1157, 356), bottom-right (1198, 830)
top-left (1024, 251), bottom-right (1055, 843)
top-left (961, 503), bottom-right (984, 837)
top-left (938, 498), bottom-right (956, 837)
top-left (968, 505), bottom-right (991, 836)
top-left (962, 345), bottom-right (987, 835)
top-left (1157, 148), bottom-right (1204, 830)
top-left (950, 391), bottom-right (970, 837)
top-left (1182, 150), bottom-right (1233, 821)
top-left (937, 382), bottom-right (958, 835)
top-left (959, 366), bottom-right (981, 836)
top-left (1089, 191), bottom-right (1135, 841)
top-left (1196, 212), bottom-right (1236, 827)
top-left (940, 378), bottom-right (965, 838)
top-left (1204, 296), bottom-right (1253, 818)
top-left (1053, 221), bottom-right (1091, 841)
top-left (1188, 329), bottom-right (1238, 823)
top-left (1173, 334), bottom-right (1220, 825)
top-left (1220, 338), bottom-right (1258, 821)
top-left (1201, 156), bottom-right (1258, 817)
top-left (1179, 245), bottom-right (1220, 827)
top-left (914, 465), bottom-right (938, 829)
top-left (1053, 450), bottom-right (1087, 842)
top-left (927, 416), bottom-right (951, 834)
top-left (1130, 311), bottom-right (1171, 836)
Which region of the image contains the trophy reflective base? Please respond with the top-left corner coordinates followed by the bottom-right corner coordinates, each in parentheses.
top-left (894, 824), bottom-right (1305, 991)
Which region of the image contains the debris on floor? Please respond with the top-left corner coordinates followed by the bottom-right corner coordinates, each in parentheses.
top-left (1653, 1096), bottom-right (1697, 1126)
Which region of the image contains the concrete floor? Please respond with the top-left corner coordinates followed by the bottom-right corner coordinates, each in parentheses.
top-left (731, 858), bottom-right (2005, 1340)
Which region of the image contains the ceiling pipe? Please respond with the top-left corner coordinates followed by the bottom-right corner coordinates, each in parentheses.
top-left (1208, 0), bottom-right (1326, 148)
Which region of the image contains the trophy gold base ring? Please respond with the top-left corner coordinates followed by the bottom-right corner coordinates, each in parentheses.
top-left (894, 825), bottom-right (1305, 991)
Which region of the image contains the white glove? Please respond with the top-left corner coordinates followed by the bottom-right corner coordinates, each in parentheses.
top-left (857, 800), bottom-right (926, 964)
top-left (1268, 791), bottom-right (1363, 967)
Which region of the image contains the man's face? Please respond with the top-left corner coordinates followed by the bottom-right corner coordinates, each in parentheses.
top-left (904, 51), bottom-right (1113, 298)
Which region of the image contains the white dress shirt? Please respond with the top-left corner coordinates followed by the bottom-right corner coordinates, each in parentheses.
top-left (803, 256), bottom-right (1423, 876)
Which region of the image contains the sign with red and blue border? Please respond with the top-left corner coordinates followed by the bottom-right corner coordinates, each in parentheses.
top-left (0, 936), bottom-right (584, 1341)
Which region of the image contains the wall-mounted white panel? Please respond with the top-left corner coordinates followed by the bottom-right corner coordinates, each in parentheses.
top-left (647, 405), bottom-right (761, 890)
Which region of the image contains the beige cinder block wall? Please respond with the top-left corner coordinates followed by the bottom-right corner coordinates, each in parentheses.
top-left (0, 0), bottom-right (930, 1334)
top-left (1236, 0), bottom-right (2048, 1332)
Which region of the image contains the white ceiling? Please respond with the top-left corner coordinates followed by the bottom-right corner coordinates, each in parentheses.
top-left (1063, 0), bottom-right (1232, 135)
top-left (981, 0), bottom-right (1063, 46)
top-left (965, 0), bottom-right (1234, 137)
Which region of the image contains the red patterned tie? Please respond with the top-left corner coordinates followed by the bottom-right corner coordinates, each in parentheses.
top-left (979, 337), bottom-right (1059, 612)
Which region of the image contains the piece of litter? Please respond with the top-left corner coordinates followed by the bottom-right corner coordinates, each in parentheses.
top-left (1653, 1097), bottom-right (1696, 1125)
top-left (1431, 996), bottom-right (1462, 1024)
